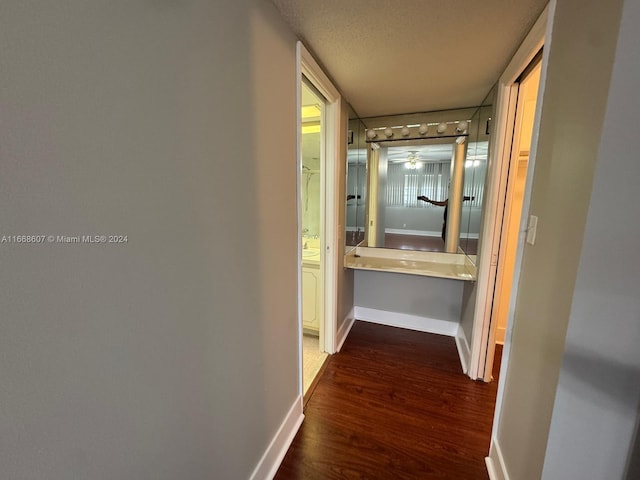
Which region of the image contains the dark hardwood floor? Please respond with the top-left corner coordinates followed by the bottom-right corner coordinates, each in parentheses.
top-left (276, 321), bottom-right (501, 479)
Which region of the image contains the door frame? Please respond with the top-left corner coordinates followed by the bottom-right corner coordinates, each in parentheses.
top-left (492, 60), bottom-right (542, 346)
top-left (468, 4), bottom-right (551, 381)
top-left (296, 42), bottom-right (341, 398)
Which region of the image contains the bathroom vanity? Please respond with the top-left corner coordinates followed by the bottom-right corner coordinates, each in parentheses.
top-left (301, 243), bottom-right (321, 333)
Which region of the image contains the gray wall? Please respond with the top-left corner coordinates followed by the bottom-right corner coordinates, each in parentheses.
top-left (354, 270), bottom-right (463, 325)
top-left (459, 281), bottom-right (477, 346)
top-left (385, 206), bottom-right (444, 233)
top-left (541, 0), bottom-right (640, 476)
top-left (492, 0), bottom-right (625, 478)
top-left (385, 206), bottom-right (481, 238)
top-left (0, 1), bottom-right (299, 479)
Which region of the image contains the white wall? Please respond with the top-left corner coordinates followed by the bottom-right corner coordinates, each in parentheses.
top-left (490, 0), bottom-right (625, 478)
top-left (541, 0), bottom-right (640, 476)
top-left (0, 1), bottom-right (299, 478)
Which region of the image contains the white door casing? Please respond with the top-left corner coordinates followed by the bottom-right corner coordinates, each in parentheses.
top-left (296, 42), bottom-right (341, 401)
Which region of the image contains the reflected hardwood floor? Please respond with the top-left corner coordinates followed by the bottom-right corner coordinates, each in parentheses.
top-left (276, 321), bottom-right (501, 480)
top-left (384, 233), bottom-right (445, 252)
top-left (383, 233), bottom-right (478, 255)
top-left (346, 232), bottom-right (478, 254)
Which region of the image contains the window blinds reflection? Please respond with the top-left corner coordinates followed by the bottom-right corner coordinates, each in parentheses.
top-left (386, 162), bottom-right (450, 207)
top-left (385, 161), bottom-right (484, 208)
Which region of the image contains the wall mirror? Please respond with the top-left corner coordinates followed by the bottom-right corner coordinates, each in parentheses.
top-left (301, 80), bottom-right (322, 240)
top-left (346, 105), bottom-right (367, 248)
top-left (460, 88), bottom-right (495, 261)
top-left (360, 106), bottom-right (492, 258)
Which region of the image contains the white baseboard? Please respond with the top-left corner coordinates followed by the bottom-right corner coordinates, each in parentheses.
top-left (384, 228), bottom-right (479, 239)
top-left (354, 306), bottom-right (458, 337)
top-left (385, 228), bottom-right (441, 237)
top-left (249, 396), bottom-right (304, 480)
top-left (336, 308), bottom-right (355, 352)
top-left (485, 456), bottom-right (500, 480)
top-left (455, 326), bottom-right (471, 374)
top-left (485, 438), bottom-right (509, 480)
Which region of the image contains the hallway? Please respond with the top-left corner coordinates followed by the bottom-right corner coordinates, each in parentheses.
top-left (277, 321), bottom-right (501, 479)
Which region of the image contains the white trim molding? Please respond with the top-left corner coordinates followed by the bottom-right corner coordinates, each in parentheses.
top-left (249, 396), bottom-right (304, 480)
top-left (455, 326), bottom-right (471, 374)
top-left (336, 307), bottom-right (356, 352)
top-left (297, 41), bottom-right (342, 356)
top-left (354, 306), bottom-right (458, 337)
top-left (385, 228), bottom-right (441, 237)
top-left (485, 438), bottom-right (510, 480)
top-left (298, 45), bottom-right (340, 102)
top-left (384, 228), bottom-right (481, 240)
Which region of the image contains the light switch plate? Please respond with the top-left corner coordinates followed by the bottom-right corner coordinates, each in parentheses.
top-left (526, 215), bottom-right (538, 245)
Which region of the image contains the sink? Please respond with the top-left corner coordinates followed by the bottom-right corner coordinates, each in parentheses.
top-left (302, 248), bottom-right (320, 258)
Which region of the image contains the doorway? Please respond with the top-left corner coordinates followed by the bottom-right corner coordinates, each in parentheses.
top-left (297, 42), bottom-right (341, 403)
top-left (300, 79), bottom-right (328, 395)
top-left (493, 60), bottom-right (542, 346)
top-left (477, 56), bottom-right (544, 381)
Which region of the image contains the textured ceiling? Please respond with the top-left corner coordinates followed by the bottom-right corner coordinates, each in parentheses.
top-left (270, 0), bottom-right (548, 117)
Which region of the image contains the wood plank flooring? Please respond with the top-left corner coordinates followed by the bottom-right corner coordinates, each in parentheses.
top-left (276, 321), bottom-right (501, 479)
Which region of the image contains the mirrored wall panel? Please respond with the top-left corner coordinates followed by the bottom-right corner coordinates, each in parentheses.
top-left (301, 81), bottom-right (323, 240)
top-left (460, 87), bottom-right (495, 258)
top-left (360, 105), bottom-right (493, 257)
top-left (346, 105), bottom-right (367, 247)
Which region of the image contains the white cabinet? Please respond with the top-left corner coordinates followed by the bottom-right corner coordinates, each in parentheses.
top-left (302, 262), bottom-right (320, 332)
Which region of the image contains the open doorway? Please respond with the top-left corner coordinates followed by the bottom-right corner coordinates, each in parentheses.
top-left (300, 79), bottom-right (328, 395)
top-left (488, 57), bottom-right (542, 377)
top-left (297, 42), bottom-right (341, 404)
top-left (475, 55), bottom-right (544, 381)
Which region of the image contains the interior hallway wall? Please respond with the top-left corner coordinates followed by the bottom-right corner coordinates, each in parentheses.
top-left (541, 0), bottom-right (640, 475)
top-left (0, 1), bottom-right (299, 478)
top-left (491, 0), bottom-right (625, 478)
